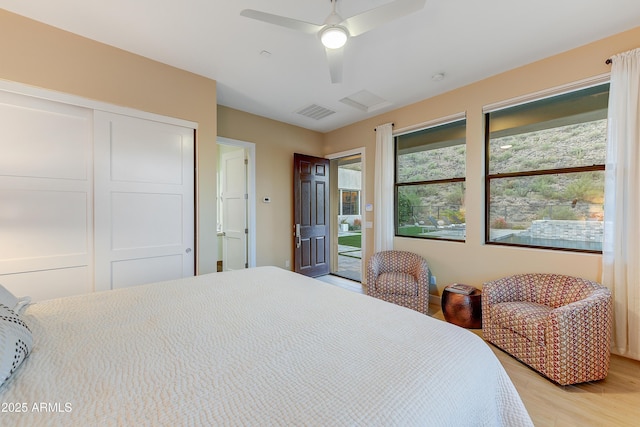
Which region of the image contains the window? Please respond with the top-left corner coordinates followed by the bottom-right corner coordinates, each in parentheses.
top-left (340, 190), bottom-right (360, 215)
top-left (485, 83), bottom-right (608, 252)
top-left (395, 118), bottom-right (466, 241)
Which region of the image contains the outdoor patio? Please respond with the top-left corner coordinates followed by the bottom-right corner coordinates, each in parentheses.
top-left (336, 230), bottom-right (362, 282)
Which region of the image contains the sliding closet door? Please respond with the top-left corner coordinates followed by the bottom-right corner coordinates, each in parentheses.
top-left (0, 91), bottom-right (93, 301)
top-left (94, 111), bottom-right (194, 291)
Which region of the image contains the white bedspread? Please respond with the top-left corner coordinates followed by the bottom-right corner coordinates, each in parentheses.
top-left (1, 266), bottom-right (533, 426)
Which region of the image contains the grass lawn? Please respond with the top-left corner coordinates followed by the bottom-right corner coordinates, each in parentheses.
top-left (338, 227), bottom-right (428, 248)
top-left (338, 232), bottom-right (361, 248)
top-left (397, 225), bottom-right (429, 237)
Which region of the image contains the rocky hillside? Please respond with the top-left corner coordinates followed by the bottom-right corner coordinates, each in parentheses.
top-left (398, 119), bottom-right (607, 227)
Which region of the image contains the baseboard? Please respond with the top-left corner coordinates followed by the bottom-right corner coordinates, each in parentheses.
top-left (430, 294), bottom-right (441, 307)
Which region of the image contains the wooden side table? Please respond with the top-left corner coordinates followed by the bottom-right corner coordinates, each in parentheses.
top-left (441, 285), bottom-right (482, 329)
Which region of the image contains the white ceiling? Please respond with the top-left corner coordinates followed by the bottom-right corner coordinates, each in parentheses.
top-left (2, 0), bottom-right (640, 132)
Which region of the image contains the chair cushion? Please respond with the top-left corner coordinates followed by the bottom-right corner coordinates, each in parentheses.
top-left (375, 272), bottom-right (418, 296)
top-left (491, 301), bottom-right (551, 345)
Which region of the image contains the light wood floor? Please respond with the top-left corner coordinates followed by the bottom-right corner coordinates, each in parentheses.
top-left (429, 304), bottom-right (640, 427)
top-left (317, 277), bottom-right (640, 426)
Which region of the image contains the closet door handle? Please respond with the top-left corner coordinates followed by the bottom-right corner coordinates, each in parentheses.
top-left (295, 224), bottom-right (301, 248)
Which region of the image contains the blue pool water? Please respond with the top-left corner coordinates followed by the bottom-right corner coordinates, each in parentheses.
top-left (494, 234), bottom-right (601, 251)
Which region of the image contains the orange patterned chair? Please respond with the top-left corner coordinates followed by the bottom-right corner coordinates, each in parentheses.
top-left (366, 251), bottom-right (431, 314)
top-left (482, 273), bottom-right (612, 385)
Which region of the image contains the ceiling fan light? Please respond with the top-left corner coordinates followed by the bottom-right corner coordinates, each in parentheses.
top-left (321, 26), bottom-right (348, 49)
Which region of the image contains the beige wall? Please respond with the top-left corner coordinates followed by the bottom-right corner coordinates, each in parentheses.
top-left (0, 10), bottom-right (218, 274)
top-left (217, 106), bottom-right (324, 268)
top-left (3, 8), bottom-right (638, 290)
top-left (323, 26), bottom-right (640, 295)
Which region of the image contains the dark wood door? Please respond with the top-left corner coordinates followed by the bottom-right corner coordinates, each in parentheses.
top-left (294, 153), bottom-right (330, 277)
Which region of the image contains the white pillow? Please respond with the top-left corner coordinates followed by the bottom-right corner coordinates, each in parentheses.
top-left (0, 284), bottom-right (31, 315)
top-left (0, 304), bottom-right (33, 388)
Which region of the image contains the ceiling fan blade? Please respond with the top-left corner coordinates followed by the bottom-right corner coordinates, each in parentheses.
top-left (325, 46), bottom-right (344, 84)
top-left (240, 9), bottom-right (323, 35)
top-left (342, 0), bottom-right (426, 37)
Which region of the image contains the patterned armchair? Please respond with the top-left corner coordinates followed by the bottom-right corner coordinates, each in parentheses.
top-left (366, 251), bottom-right (431, 314)
top-left (482, 273), bottom-right (612, 385)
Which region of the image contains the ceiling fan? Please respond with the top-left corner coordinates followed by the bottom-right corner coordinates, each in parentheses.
top-left (240, 0), bottom-right (426, 84)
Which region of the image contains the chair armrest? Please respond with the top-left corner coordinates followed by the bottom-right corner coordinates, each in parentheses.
top-left (366, 254), bottom-right (382, 292)
top-left (414, 259), bottom-right (431, 297)
top-left (548, 288), bottom-right (612, 353)
top-left (550, 288), bottom-right (612, 326)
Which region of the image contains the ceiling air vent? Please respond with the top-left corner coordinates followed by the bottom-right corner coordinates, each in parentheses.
top-left (340, 90), bottom-right (391, 113)
top-left (296, 104), bottom-right (336, 120)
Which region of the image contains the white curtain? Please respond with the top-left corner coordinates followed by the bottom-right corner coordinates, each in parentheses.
top-left (602, 48), bottom-right (640, 360)
top-left (373, 123), bottom-right (394, 252)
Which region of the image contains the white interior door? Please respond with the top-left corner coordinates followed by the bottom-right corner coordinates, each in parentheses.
top-left (221, 149), bottom-right (247, 271)
top-left (0, 91), bottom-right (93, 301)
top-left (94, 111), bottom-right (194, 290)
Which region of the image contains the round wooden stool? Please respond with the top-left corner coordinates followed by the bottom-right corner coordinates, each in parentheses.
top-left (441, 285), bottom-right (482, 329)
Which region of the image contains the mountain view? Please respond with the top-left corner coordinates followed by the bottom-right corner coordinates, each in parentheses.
top-left (396, 118), bottom-right (607, 248)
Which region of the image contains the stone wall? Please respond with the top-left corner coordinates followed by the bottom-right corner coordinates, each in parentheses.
top-left (529, 220), bottom-right (603, 242)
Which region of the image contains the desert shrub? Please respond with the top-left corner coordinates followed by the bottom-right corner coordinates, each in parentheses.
top-left (443, 209), bottom-right (465, 224)
top-left (491, 217), bottom-right (509, 229)
top-left (445, 185), bottom-right (464, 205)
top-left (563, 172), bottom-right (604, 203)
top-left (536, 205), bottom-right (579, 220)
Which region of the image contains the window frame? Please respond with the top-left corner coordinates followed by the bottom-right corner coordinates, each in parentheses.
top-left (484, 81), bottom-right (608, 253)
top-left (394, 117), bottom-right (467, 242)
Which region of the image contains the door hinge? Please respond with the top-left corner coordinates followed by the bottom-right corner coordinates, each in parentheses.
top-left (245, 228), bottom-right (249, 234)
top-left (244, 193), bottom-right (248, 200)
top-left (245, 262), bottom-right (249, 268)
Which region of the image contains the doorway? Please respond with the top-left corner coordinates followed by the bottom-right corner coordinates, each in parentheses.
top-left (293, 153), bottom-right (331, 277)
top-left (216, 137), bottom-right (256, 271)
top-left (328, 149), bottom-right (365, 283)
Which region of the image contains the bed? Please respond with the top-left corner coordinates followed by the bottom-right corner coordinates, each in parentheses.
top-left (1, 266), bottom-right (533, 426)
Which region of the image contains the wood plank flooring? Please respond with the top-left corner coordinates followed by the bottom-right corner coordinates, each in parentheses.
top-left (429, 303), bottom-right (640, 427)
top-left (317, 275), bottom-right (640, 427)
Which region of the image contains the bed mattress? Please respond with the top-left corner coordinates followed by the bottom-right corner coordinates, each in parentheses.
top-left (1, 266), bottom-right (533, 426)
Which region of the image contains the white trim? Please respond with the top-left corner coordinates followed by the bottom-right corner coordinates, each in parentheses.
top-left (325, 146), bottom-right (365, 160)
top-left (393, 112), bottom-right (467, 137)
top-left (482, 73), bottom-right (610, 114)
top-left (217, 136), bottom-right (257, 268)
top-left (326, 147), bottom-right (366, 281)
top-left (0, 79), bottom-right (198, 129)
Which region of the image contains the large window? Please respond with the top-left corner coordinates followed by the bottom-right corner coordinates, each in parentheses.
top-left (395, 118), bottom-right (466, 241)
top-left (485, 83), bottom-right (608, 252)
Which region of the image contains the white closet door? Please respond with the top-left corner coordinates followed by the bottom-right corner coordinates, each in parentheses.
top-left (0, 91), bottom-right (93, 301)
top-left (94, 111), bottom-right (194, 291)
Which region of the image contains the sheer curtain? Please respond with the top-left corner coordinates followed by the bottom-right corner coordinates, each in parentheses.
top-left (602, 48), bottom-right (640, 360)
top-left (374, 123), bottom-right (394, 252)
